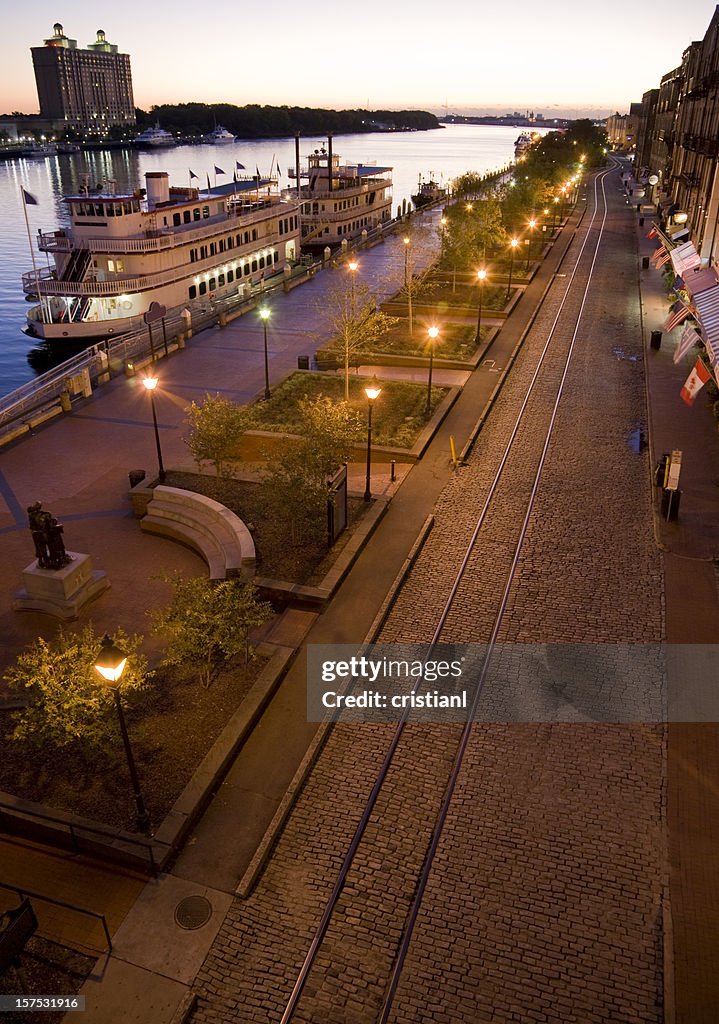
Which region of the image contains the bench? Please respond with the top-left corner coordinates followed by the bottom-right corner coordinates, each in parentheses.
top-left (141, 485), bottom-right (256, 580)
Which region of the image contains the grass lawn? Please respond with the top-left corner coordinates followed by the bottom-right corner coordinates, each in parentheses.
top-left (250, 372), bottom-right (449, 448)
top-left (417, 276), bottom-right (520, 309)
top-left (320, 320), bottom-right (483, 361)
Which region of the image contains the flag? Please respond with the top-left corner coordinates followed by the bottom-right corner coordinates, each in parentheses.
top-left (206, 173), bottom-right (211, 192)
top-left (646, 225), bottom-right (658, 239)
top-left (236, 160), bottom-right (245, 171)
top-left (255, 165), bottom-right (260, 178)
top-left (214, 165), bottom-right (225, 176)
top-left (189, 169), bottom-right (198, 180)
top-left (680, 358), bottom-right (711, 406)
top-left (673, 324), bottom-right (700, 364)
top-left (652, 247), bottom-right (671, 269)
top-left (276, 163), bottom-right (282, 177)
top-left (663, 300), bottom-right (692, 332)
top-left (22, 188), bottom-right (38, 205)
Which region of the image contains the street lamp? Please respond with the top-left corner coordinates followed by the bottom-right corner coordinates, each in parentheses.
top-left (426, 325), bottom-right (439, 415)
top-left (552, 196), bottom-right (559, 232)
top-left (506, 239), bottom-right (518, 302)
top-left (94, 634), bottom-right (151, 833)
top-left (259, 306), bottom-right (271, 399)
top-left (363, 381), bottom-right (382, 502)
top-left (475, 268), bottom-right (487, 343)
top-left (142, 376), bottom-right (165, 482)
top-left (526, 219), bottom-right (536, 270)
top-left (347, 259), bottom-right (359, 319)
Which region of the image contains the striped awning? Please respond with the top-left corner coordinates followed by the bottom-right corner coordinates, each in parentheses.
top-left (670, 241), bottom-right (702, 274)
top-left (692, 285), bottom-right (719, 366)
top-left (682, 266), bottom-right (719, 297)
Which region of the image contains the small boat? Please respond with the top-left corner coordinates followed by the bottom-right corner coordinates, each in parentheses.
top-left (202, 125), bottom-right (237, 145)
top-left (411, 175), bottom-right (446, 209)
top-left (134, 123), bottom-right (176, 148)
top-left (22, 143), bottom-right (58, 158)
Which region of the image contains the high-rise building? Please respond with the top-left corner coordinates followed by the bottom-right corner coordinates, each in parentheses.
top-left (31, 23), bottom-right (135, 137)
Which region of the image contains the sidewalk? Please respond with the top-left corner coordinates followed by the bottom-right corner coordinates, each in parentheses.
top-left (633, 176), bottom-right (719, 1024)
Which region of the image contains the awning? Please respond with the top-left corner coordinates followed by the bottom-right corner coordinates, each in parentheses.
top-left (682, 266), bottom-right (719, 297)
top-left (670, 241), bottom-right (702, 275)
top-left (669, 227), bottom-right (689, 242)
top-left (691, 285), bottom-right (719, 365)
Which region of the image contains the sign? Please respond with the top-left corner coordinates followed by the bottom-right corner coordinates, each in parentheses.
top-left (648, 174), bottom-right (659, 186)
top-left (143, 301), bottom-right (167, 325)
top-left (666, 449), bottom-right (682, 491)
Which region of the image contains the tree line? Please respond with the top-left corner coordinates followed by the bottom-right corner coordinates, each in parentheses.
top-left (135, 103), bottom-right (441, 138)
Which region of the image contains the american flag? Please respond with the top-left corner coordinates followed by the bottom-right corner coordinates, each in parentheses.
top-left (646, 225), bottom-right (658, 239)
top-left (663, 300), bottom-right (692, 332)
top-left (673, 323), bottom-right (700, 364)
top-left (652, 246), bottom-right (671, 269)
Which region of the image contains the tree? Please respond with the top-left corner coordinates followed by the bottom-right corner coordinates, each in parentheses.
top-left (152, 574), bottom-right (272, 686)
top-left (261, 395), bottom-right (362, 545)
top-left (440, 193), bottom-right (505, 285)
top-left (4, 626), bottom-right (148, 749)
top-left (184, 393), bottom-right (252, 476)
top-left (319, 277), bottom-right (394, 400)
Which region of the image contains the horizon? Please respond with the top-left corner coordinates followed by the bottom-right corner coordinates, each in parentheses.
top-left (1, 1), bottom-right (717, 119)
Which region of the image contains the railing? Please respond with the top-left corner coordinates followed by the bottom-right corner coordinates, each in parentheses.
top-left (0, 881), bottom-right (113, 954)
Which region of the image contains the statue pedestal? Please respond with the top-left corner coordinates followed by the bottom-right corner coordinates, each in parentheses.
top-left (13, 552), bottom-right (110, 621)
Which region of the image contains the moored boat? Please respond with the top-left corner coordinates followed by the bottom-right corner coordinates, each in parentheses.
top-left (411, 174), bottom-right (447, 209)
top-left (202, 125), bottom-right (237, 145)
top-left (291, 139), bottom-right (392, 252)
top-left (22, 170), bottom-right (301, 341)
top-left (134, 123), bottom-right (176, 148)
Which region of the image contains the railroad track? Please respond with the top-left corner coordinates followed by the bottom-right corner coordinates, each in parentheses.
top-left (271, 162), bottom-right (657, 1024)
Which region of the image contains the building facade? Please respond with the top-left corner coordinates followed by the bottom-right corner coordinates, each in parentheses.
top-left (31, 24), bottom-right (135, 138)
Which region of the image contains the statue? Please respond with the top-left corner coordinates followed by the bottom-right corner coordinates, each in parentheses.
top-left (26, 503), bottom-right (71, 570)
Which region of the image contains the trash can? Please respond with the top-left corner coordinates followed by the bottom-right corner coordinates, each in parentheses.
top-left (128, 469), bottom-right (146, 488)
top-left (650, 330), bottom-right (662, 350)
top-left (297, 355), bottom-right (310, 370)
top-left (661, 487), bottom-right (681, 521)
top-left (639, 217), bottom-right (644, 227)
top-left (642, 256), bottom-right (650, 270)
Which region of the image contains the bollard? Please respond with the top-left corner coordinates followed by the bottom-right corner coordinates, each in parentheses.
top-left (642, 256), bottom-right (650, 270)
top-left (60, 391), bottom-right (71, 413)
top-left (125, 360), bottom-right (135, 377)
top-left (650, 330), bottom-right (662, 350)
top-left (390, 460), bottom-right (396, 482)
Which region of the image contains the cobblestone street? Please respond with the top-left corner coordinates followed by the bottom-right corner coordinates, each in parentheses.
top-left (188, 167), bottom-right (667, 1023)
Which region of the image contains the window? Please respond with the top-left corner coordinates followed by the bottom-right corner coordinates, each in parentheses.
top-left (252, 228), bottom-right (258, 240)
top-left (210, 243), bottom-right (216, 256)
top-left (218, 273), bottom-right (225, 285)
top-left (190, 249), bottom-right (197, 263)
top-left (227, 269), bottom-right (234, 282)
top-left (106, 203), bottom-right (115, 216)
top-left (219, 240), bottom-right (225, 252)
top-left (244, 231), bottom-right (250, 243)
top-left (199, 281), bottom-right (207, 295)
top-left (193, 208), bottom-right (201, 221)
top-left (209, 277), bottom-right (216, 290)
top-left (258, 256), bottom-right (265, 269)
top-left (123, 201), bottom-right (132, 215)
top-left (251, 259), bottom-right (258, 272)
top-left (227, 236), bottom-right (234, 249)
top-left (274, 251), bottom-right (279, 264)
top-left (189, 285), bottom-right (197, 299)
top-left (202, 206), bottom-right (210, 218)
top-left (183, 210), bottom-right (191, 223)
top-left (173, 213), bottom-right (181, 226)
top-left (244, 263), bottom-right (250, 276)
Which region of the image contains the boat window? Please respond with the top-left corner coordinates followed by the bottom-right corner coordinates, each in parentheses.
top-left (218, 273), bottom-right (225, 285)
top-left (123, 202), bottom-right (132, 215)
top-left (108, 259), bottom-right (115, 272)
top-left (193, 208), bottom-right (201, 221)
top-left (227, 236), bottom-right (234, 249)
top-left (219, 240), bottom-right (225, 253)
top-left (189, 285), bottom-right (197, 299)
top-left (106, 204), bottom-right (115, 217)
top-left (252, 229), bottom-right (258, 241)
top-left (236, 234), bottom-right (242, 246)
top-left (190, 250), bottom-right (197, 263)
top-left (258, 256), bottom-right (265, 269)
top-left (114, 204), bottom-right (123, 216)
top-left (202, 206), bottom-right (209, 219)
top-left (251, 259), bottom-right (258, 272)
top-left (227, 269), bottom-right (234, 282)
top-left (279, 221), bottom-right (284, 236)
top-left (173, 213), bottom-right (181, 226)
top-left (209, 277), bottom-right (216, 290)
top-left (210, 243), bottom-right (216, 256)
top-left (184, 211), bottom-right (191, 223)
top-left (76, 203), bottom-right (86, 216)
top-left (274, 252), bottom-right (279, 263)
top-left (200, 245), bottom-right (208, 259)
top-left (199, 281), bottom-right (207, 295)
top-left (243, 263), bottom-right (250, 276)
top-left (244, 231), bottom-right (250, 243)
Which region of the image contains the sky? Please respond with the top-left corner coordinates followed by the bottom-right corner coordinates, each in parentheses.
top-left (1, 0), bottom-right (718, 118)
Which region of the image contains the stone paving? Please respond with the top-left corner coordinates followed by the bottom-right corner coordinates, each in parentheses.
top-left (188, 167), bottom-right (666, 1022)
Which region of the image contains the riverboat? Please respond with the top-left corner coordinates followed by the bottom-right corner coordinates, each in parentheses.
top-left (23, 170), bottom-right (301, 341)
top-left (22, 143), bottom-right (58, 158)
top-left (134, 123), bottom-right (176, 148)
top-left (411, 174), bottom-right (447, 209)
top-left (290, 141), bottom-right (392, 252)
top-left (202, 125), bottom-right (237, 145)
top-left (514, 132), bottom-right (534, 159)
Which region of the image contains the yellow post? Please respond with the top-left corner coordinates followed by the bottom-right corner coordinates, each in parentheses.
top-left (450, 434), bottom-right (458, 468)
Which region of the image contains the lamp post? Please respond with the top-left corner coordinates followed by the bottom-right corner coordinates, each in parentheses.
top-left (426, 325), bottom-right (439, 415)
top-left (552, 196), bottom-right (559, 233)
top-left (259, 306), bottom-right (271, 399)
top-left (475, 268), bottom-right (487, 343)
top-left (142, 376), bottom-right (165, 482)
top-left (363, 382), bottom-right (382, 502)
top-left (94, 635), bottom-right (151, 833)
top-left (348, 259), bottom-right (359, 319)
top-left (526, 219), bottom-right (536, 270)
top-left (506, 239), bottom-right (518, 302)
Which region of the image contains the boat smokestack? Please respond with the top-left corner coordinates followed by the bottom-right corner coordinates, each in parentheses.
top-left (145, 171), bottom-right (170, 207)
top-left (327, 134), bottom-right (333, 192)
top-left (295, 132), bottom-right (301, 199)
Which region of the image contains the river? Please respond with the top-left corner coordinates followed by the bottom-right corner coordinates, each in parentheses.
top-left (0, 123), bottom-right (523, 395)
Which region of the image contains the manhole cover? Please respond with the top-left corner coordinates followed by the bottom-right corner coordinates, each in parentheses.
top-left (175, 895), bottom-right (213, 930)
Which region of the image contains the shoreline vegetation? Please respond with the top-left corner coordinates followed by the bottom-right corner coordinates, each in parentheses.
top-left (134, 103), bottom-right (442, 139)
